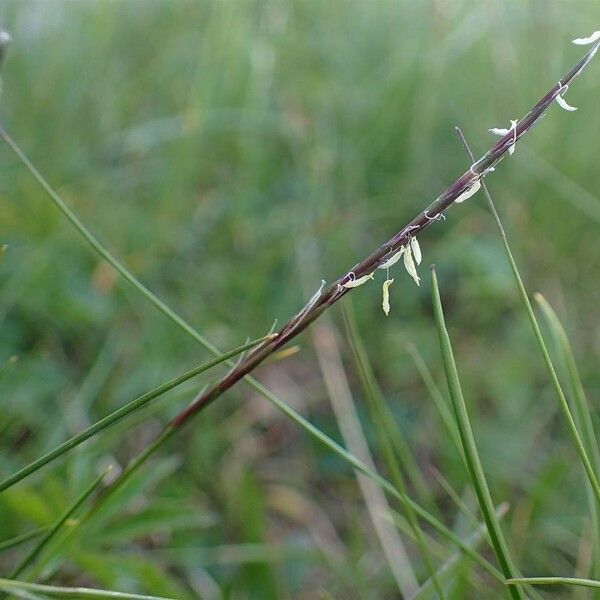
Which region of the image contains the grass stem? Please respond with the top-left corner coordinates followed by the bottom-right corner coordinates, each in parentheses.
top-left (431, 267), bottom-right (524, 600)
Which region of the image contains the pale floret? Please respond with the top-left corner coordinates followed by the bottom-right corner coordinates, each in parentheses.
top-left (342, 272), bottom-right (375, 288)
top-left (403, 246), bottom-right (420, 286)
top-left (378, 247), bottom-right (405, 270)
top-left (572, 31), bottom-right (600, 45)
top-left (410, 237), bottom-right (422, 265)
top-left (556, 89), bottom-right (578, 112)
top-left (455, 180), bottom-right (481, 204)
top-left (382, 278), bottom-right (394, 315)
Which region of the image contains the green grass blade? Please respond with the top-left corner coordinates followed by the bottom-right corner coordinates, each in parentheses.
top-left (311, 314), bottom-right (418, 596)
top-left (0, 528), bottom-right (49, 554)
top-left (206, 349), bottom-right (500, 590)
top-left (534, 292), bottom-right (600, 577)
top-left (411, 502), bottom-right (509, 600)
top-left (430, 469), bottom-right (480, 534)
top-left (430, 267), bottom-right (523, 600)
top-left (507, 577), bottom-right (600, 590)
top-left (24, 429), bottom-right (177, 582)
top-left (405, 344), bottom-right (462, 456)
top-left (79, 427), bottom-right (176, 534)
top-left (9, 469), bottom-right (109, 579)
top-left (343, 302), bottom-right (435, 509)
top-left (342, 301), bottom-right (445, 598)
top-left (0, 336), bottom-right (266, 493)
top-left (534, 294), bottom-right (600, 478)
top-left (388, 508), bottom-right (503, 583)
top-left (230, 379), bottom-right (502, 583)
top-left (455, 127), bottom-right (600, 509)
top-left (0, 578), bottom-right (174, 599)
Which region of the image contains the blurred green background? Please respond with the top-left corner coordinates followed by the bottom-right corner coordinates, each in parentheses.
top-left (1, 1), bottom-right (600, 598)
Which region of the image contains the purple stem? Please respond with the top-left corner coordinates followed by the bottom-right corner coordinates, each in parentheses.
top-left (171, 40), bottom-right (599, 429)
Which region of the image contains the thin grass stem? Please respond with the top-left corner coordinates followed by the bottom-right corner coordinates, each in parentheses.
top-left (388, 509), bottom-right (503, 582)
top-left (534, 292), bottom-right (600, 576)
top-left (343, 304), bottom-right (435, 508)
top-left (405, 344), bottom-right (462, 455)
top-left (410, 502), bottom-right (509, 600)
top-left (9, 469), bottom-right (108, 580)
top-left (0, 528), bottom-right (49, 554)
top-left (431, 267), bottom-right (524, 600)
top-left (24, 428), bottom-right (177, 582)
top-left (455, 127), bottom-right (600, 512)
top-left (342, 301), bottom-right (444, 598)
top-left (507, 577), bottom-right (600, 590)
top-left (0, 578), bottom-right (173, 599)
top-left (430, 468), bottom-right (480, 534)
top-left (0, 336), bottom-right (267, 493)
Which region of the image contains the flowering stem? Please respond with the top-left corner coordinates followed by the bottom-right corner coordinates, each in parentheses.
top-left (169, 41), bottom-right (600, 430)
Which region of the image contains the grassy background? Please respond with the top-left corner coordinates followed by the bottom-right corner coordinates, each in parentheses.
top-left (1, 1), bottom-right (600, 598)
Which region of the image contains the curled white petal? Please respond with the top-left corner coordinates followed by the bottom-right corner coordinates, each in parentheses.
top-left (378, 247), bottom-right (405, 270)
top-left (382, 278), bottom-right (394, 316)
top-left (490, 120), bottom-right (517, 155)
top-left (572, 31), bottom-right (600, 45)
top-left (489, 128), bottom-right (510, 136)
top-left (410, 237), bottom-right (422, 265)
top-left (455, 179), bottom-right (481, 204)
top-left (403, 246), bottom-right (420, 286)
top-left (342, 272), bottom-right (374, 288)
top-left (556, 92), bottom-right (577, 112)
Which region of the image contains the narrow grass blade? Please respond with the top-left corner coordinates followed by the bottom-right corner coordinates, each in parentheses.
top-left (185, 367), bottom-right (507, 587)
top-left (410, 502), bottom-right (509, 600)
top-left (342, 301), bottom-right (444, 598)
top-left (0, 336), bottom-right (266, 493)
top-left (507, 577), bottom-right (600, 590)
top-left (430, 469), bottom-right (480, 533)
top-left (388, 508), bottom-right (503, 583)
top-left (455, 128), bottom-right (600, 511)
top-left (311, 315), bottom-right (419, 596)
top-left (405, 344), bottom-right (462, 455)
top-left (431, 267), bottom-right (524, 600)
top-left (0, 578), bottom-right (174, 599)
top-left (0, 528), bottom-right (49, 553)
top-left (535, 292), bottom-right (600, 576)
top-left (10, 469), bottom-right (109, 579)
top-left (24, 428), bottom-right (177, 582)
top-left (87, 427), bottom-right (176, 532)
top-left (343, 302), bottom-right (435, 509)
top-left (534, 294), bottom-right (600, 478)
